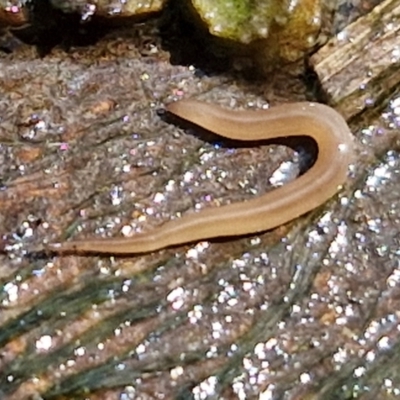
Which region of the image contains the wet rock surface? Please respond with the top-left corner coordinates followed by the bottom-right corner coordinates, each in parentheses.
top-left (49, 0), bottom-right (165, 17)
top-left (1, 1), bottom-right (400, 399)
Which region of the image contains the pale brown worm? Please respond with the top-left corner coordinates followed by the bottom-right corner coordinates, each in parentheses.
top-left (47, 100), bottom-right (354, 254)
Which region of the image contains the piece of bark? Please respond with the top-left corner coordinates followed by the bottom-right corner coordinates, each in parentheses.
top-left (311, 0), bottom-right (400, 119)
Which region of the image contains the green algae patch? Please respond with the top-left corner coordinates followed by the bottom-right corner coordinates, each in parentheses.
top-left (191, 0), bottom-right (282, 43)
top-left (189, 0), bottom-right (323, 64)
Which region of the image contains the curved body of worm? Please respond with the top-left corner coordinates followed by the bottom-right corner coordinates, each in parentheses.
top-left (48, 100), bottom-right (354, 254)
